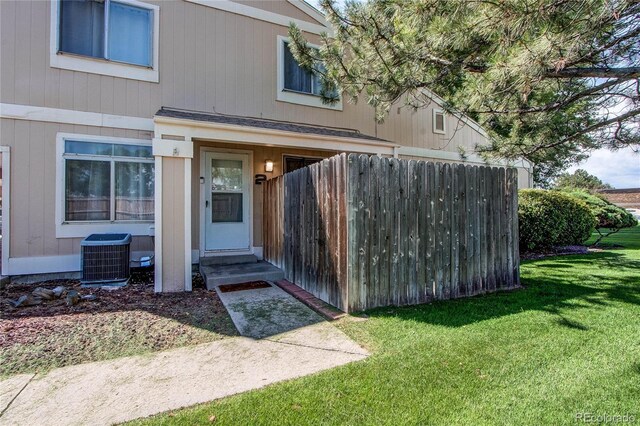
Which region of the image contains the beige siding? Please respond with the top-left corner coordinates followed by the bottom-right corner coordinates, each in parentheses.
top-left (517, 167), bottom-right (532, 189)
top-left (192, 140), bottom-right (338, 251)
top-left (231, 0), bottom-right (324, 25)
top-left (0, 118), bottom-right (154, 260)
top-left (160, 157), bottom-right (186, 291)
top-left (0, 0), bottom-right (488, 155)
top-left (0, 0), bottom-right (501, 267)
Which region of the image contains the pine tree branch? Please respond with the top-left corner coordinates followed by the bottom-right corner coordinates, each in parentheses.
top-left (526, 107), bottom-right (640, 154)
top-left (466, 78), bottom-right (633, 114)
top-left (544, 67), bottom-right (640, 78)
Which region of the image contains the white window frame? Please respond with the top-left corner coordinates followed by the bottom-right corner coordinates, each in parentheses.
top-left (433, 108), bottom-right (447, 135)
top-left (276, 35), bottom-right (343, 111)
top-left (49, 0), bottom-right (160, 83)
top-left (56, 133), bottom-right (154, 238)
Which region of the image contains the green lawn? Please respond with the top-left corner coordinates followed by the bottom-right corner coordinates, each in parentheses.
top-left (133, 227), bottom-right (640, 425)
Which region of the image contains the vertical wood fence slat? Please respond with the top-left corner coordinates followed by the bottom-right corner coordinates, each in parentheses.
top-left (450, 164), bottom-right (459, 298)
top-left (442, 163), bottom-right (452, 300)
top-left (426, 162), bottom-right (436, 301)
top-left (416, 161), bottom-right (428, 304)
top-left (263, 153), bottom-right (520, 313)
top-left (389, 157), bottom-right (401, 306)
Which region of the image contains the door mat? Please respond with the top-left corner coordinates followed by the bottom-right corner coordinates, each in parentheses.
top-left (218, 281), bottom-right (272, 293)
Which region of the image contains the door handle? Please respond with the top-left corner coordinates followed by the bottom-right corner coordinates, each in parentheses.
top-left (206, 200), bottom-right (209, 208)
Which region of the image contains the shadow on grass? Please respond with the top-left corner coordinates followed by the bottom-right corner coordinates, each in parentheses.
top-left (364, 251), bottom-right (640, 329)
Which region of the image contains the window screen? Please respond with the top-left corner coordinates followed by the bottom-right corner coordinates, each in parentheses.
top-left (59, 0), bottom-right (153, 67)
top-left (63, 140), bottom-right (154, 222)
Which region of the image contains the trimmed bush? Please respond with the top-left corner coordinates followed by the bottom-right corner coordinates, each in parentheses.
top-left (563, 190), bottom-right (638, 245)
top-left (518, 189), bottom-right (596, 251)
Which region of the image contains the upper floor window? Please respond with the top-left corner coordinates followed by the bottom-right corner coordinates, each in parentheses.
top-left (50, 0), bottom-right (159, 82)
top-left (433, 109), bottom-right (447, 134)
top-left (276, 36), bottom-right (343, 111)
top-left (59, 0), bottom-right (153, 67)
top-left (283, 42), bottom-right (322, 96)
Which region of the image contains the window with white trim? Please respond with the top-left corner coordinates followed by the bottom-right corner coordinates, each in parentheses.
top-left (62, 139), bottom-right (154, 223)
top-left (433, 109), bottom-right (446, 134)
top-left (58, 0), bottom-right (154, 67)
top-left (276, 36), bottom-right (342, 110)
top-left (51, 0), bottom-right (159, 82)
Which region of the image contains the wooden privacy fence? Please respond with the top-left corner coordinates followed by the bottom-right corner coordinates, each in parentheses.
top-left (263, 153), bottom-right (520, 313)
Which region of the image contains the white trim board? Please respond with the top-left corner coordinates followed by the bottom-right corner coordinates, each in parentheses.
top-left (152, 138), bottom-right (194, 158)
top-left (287, 0), bottom-right (329, 27)
top-left (0, 103), bottom-right (154, 131)
top-left (8, 251), bottom-right (156, 276)
top-left (49, 0), bottom-right (160, 82)
top-left (185, 0), bottom-right (331, 36)
top-left (1, 146), bottom-right (10, 277)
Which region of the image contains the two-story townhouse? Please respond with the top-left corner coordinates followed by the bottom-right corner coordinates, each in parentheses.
top-left (0, 0), bottom-right (532, 291)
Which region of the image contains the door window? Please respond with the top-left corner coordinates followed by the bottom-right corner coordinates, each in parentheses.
top-left (211, 159), bottom-right (243, 223)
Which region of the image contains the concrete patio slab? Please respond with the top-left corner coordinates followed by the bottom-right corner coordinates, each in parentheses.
top-left (0, 330), bottom-right (368, 426)
top-left (201, 261), bottom-right (284, 289)
top-left (215, 283), bottom-right (319, 338)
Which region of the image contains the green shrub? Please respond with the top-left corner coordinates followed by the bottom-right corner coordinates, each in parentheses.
top-left (518, 189), bottom-right (596, 251)
top-left (563, 190), bottom-right (638, 245)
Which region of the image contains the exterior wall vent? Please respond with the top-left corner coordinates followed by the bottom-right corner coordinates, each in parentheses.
top-left (81, 233), bottom-right (132, 285)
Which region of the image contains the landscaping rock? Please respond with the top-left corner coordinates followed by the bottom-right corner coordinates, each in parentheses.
top-left (52, 286), bottom-right (67, 298)
top-left (65, 290), bottom-right (80, 306)
top-left (32, 287), bottom-right (55, 300)
top-left (10, 294), bottom-right (43, 308)
top-left (81, 294), bottom-right (97, 301)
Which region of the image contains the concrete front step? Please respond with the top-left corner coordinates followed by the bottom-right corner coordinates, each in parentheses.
top-left (200, 254), bottom-right (258, 267)
top-left (200, 261), bottom-right (284, 290)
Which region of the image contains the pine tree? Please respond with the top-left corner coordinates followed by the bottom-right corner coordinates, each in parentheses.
top-left (289, 0), bottom-right (640, 184)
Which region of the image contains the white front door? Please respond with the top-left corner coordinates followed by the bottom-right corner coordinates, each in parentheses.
top-left (204, 151), bottom-right (251, 251)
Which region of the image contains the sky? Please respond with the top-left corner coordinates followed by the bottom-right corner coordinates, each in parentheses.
top-left (566, 147), bottom-right (640, 189)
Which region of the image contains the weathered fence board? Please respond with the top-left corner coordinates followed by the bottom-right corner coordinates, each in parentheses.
top-left (263, 153), bottom-right (520, 313)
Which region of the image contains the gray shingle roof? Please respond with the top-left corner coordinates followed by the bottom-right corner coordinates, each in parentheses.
top-left (155, 107), bottom-right (389, 143)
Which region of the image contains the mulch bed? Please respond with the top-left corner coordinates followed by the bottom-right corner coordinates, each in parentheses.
top-left (0, 270), bottom-right (238, 376)
top-left (520, 245), bottom-right (599, 260)
top-left (1, 270), bottom-right (219, 322)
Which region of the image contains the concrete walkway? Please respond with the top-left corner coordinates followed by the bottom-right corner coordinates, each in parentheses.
top-left (216, 283), bottom-right (326, 339)
top-left (0, 289), bottom-right (367, 425)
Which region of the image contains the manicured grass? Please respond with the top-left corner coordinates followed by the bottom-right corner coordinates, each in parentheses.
top-left (134, 228), bottom-right (640, 425)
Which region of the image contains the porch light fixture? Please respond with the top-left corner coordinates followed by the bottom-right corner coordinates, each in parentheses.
top-left (265, 159), bottom-right (274, 173)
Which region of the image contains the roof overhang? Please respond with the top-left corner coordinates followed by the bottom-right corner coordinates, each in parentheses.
top-left (153, 115), bottom-right (400, 156)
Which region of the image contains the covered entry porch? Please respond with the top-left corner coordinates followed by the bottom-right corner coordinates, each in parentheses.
top-left (151, 107), bottom-right (398, 292)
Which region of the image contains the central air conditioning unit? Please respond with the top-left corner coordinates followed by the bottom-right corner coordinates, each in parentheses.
top-left (81, 233), bottom-right (132, 285)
